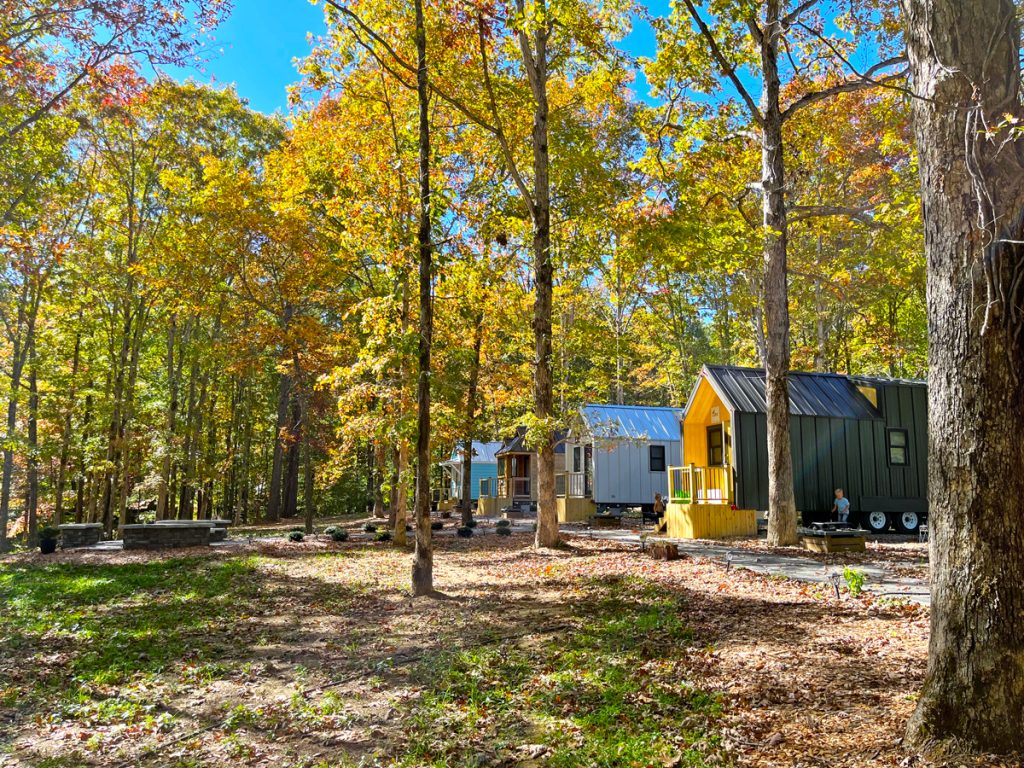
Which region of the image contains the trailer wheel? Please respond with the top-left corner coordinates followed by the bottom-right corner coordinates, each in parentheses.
top-left (893, 511), bottom-right (920, 535)
top-left (863, 510), bottom-right (890, 534)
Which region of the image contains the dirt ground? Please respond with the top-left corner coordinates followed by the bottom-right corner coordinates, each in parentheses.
top-left (0, 529), bottom-right (1016, 768)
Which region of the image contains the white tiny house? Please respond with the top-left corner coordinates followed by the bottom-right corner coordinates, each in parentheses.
top-left (563, 404), bottom-right (684, 516)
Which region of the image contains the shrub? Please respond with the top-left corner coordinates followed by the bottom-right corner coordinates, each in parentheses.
top-left (330, 529), bottom-right (348, 542)
top-left (843, 567), bottom-right (867, 597)
top-left (324, 525), bottom-right (339, 536)
top-left (290, 527), bottom-right (304, 533)
top-left (495, 519), bottom-right (511, 528)
top-left (39, 526), bottom-right (60, 541)
top-left (430, 521), bottom-right (443, 531)
top-left (375, 530), bottom-right (392, 542)
top-left (466, 519), bottom-right (478, 528)
top-left (362, 523), bottom-right (377, 533)
top-left (288, 531), bottom-right (305, 542)
top-left (456, 526), bottom-right (473, 538)
top-left (496, 526), bottom-right (512, 537)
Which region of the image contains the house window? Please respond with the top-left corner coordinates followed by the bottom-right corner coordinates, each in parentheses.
top-left (573, 446), bottom-right (582, 473)
top-left (888, 429), bottom-right (909, 466)
top-left (649, 445), bottom-right (666, 472)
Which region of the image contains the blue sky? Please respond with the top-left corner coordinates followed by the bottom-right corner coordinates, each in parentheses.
top-left (172, 0), bottom-right (668, 115)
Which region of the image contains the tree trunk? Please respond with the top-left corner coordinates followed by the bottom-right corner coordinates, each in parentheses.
top-left (25, 341), bottom-right (38, 547)
top-left (760, 0), bottom-right (798, 547)
top-left (158, 317), bottom-right (179, 520)
top-left (395, 441), bottom-right (408, 545)
top-left (517, 4), bottom-right (558, 549)
top-left (303, 436), bottom-right (315, 534)
top-left (410, 0), bottom-right (434, 596)
top-left (267, 368), bottom-right (291, 523)
top-left (902, 0), bottom-right (1024, 752)
top-left (283, 392), bottom-right (301, 519)
top-left (460, 311), bottom-right (484, 527)
top-left (54, 323), bottom-right (82, 527)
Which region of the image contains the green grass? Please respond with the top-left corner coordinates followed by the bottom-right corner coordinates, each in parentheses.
top-left (399, 576), bottom-right (728, 768)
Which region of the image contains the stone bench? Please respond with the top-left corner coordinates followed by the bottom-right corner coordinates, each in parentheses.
top-left (59, 523), bottom-right (103, 549)
top-left (123, 523), bottom-right (210, 550)
top-left (153, 518), bottom-right (231, 542)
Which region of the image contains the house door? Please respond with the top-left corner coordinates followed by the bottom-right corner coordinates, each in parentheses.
top-left (707, 425), bottom-right (726, 466)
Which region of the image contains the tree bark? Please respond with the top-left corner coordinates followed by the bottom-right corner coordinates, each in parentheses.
top-left (303, 436), bottom-right (315, 534)
top-left (515, 1), bottom-right (558, 549)
top-left (410, 0), bottom-right (434, 596)
top-left (25, 341), bottom-right (38, 547)
top-left (460, 311), bottom-right (484, 527)
top-left (760, 0), bottom-right (798, 547)
top-left (54, 324), bottom-right (82, 527)
top-left (901, 0), bottom-right (1024, 753)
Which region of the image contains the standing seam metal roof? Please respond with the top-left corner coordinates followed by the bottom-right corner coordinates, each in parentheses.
top-left (701, 365), bottom-right (882, 419)
top-left (445, 441), bottom-right (503, 465)
top-left (579, 404), bottom-right (684, 441)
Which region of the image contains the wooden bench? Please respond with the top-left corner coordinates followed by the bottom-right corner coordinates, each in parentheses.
top-left (800, 525), bottom-right (866, 553)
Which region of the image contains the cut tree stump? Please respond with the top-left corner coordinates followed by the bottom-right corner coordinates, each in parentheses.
top-left (648, 542), bottom-right (679, 561)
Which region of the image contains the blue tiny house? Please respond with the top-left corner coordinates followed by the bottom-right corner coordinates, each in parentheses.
top-left (440, 441), bottom-right (501, 506)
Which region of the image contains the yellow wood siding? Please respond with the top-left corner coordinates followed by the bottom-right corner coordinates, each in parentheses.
top-left (683, 377), bottom-right (731, 466)
top-left (665, 502), bottom-right (757, 539)
top-left (557, 496), bottom-right (596, 523)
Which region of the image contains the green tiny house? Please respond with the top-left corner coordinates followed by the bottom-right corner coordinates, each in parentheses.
top-left (682, 365), bottom-right (928, 533)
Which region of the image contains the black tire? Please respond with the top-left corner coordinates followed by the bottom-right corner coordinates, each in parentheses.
top-left (862, 510), bottom-right (891, 534)
top-left (893, 510), bottom-right (921, 535)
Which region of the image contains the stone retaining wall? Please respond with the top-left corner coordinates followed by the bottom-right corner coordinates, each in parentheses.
top-left (122, 524), bottom-right (210, 550)
top-left (58, 524), bottom-right (103, 549)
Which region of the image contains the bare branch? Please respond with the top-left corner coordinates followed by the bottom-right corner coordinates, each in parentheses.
top-left (679, 0), bottom-right (765, 126)
top-left (790, 204), bottom-right (888, 228)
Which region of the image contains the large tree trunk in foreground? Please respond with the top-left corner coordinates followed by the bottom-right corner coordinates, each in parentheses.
top-left (516, 4), bottom-right (558, 549)
top-left (410, 0), bottom-right (434, 596)
top-left (902, 0), bottom-right (1024, 753)
top-left (760, 0), bottom-right (798, 547)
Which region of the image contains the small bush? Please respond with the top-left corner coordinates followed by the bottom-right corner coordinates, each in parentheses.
top-left (430, 521), bottom-right (443, 531)
top-left (495, 519), bottom-right (511, 528)
top-left (466, 519), bottom-right (478, 528)
top-left (324, 525), bottom-right (339, 535)
top-left (496, 526), bottom-right (512, 537)
top-left (288, 531), bottom-right (305, 542)
top-left (330, 529), bottom-right (348, 542)
top-left (456, 526), bottom-right (473, 538)
top-left (362, 523), bottom-right (377, 533)
top-left (39, 526), bottom-right (60, 541)
top-left (843, 567), bottom-right (867, 597)
top-left (290, 527), bottom-right (304, 534)
top-left (375, 530), bottom-right (392, 542)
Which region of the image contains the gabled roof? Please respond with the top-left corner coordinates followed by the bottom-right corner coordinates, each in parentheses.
top-left (495, 428), bottom-right (567, 455)
top-left (579, 404), bottom-right (684, 441)
top-left (443, 441), bottom-right (502, 467)
top-left (696, 365), bottom-right (881, 419)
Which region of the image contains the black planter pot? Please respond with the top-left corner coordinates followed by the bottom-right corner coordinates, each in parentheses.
top-left (39, 538), bottom-right (58, 554)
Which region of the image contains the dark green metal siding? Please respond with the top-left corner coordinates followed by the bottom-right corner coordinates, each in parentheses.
top-left (730, 381), bottom-right (928, 518)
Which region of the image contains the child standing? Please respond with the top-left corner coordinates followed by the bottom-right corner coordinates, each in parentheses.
top-left (832, 488), bottom-right (851, 524)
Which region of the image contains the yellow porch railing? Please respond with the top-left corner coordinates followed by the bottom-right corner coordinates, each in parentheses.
top-left (668, 464), bottom-right (734, 504)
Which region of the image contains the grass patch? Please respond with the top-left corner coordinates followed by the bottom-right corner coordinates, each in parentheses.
top-left (399, 575), bottom-right (728, 767)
